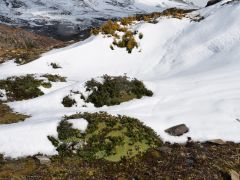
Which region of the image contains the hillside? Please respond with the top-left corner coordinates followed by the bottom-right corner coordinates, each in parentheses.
top-left (0, 0), bottom-right (193, 40)
top-left (0, 24), bottom-right (63, 64)
top-left (0, 0), bottom-right (240, 178)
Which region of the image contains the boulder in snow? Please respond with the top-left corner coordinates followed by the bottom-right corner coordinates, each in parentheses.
top-left (165, 124), bottom-right (189, 136)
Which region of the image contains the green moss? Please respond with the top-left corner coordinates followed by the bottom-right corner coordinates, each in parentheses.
top-left (49, 112), bottom-right (162, 162)
top-left (62, 96), bottom-right (76, 107)
top-left (85, 75), bottom-right (153, 107)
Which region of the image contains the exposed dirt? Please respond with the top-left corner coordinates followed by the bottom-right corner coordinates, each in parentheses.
top-left (0, 24), bottom-right (64, 64)
top-left (0, 141), bottom-right (239, 179)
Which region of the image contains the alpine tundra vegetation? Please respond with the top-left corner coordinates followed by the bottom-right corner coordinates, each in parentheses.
top-left (0, 0), bottom-right (240, 179)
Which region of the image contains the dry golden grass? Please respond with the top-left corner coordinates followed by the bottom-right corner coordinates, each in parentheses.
top-left (0, 103), bottom-right (29, 124)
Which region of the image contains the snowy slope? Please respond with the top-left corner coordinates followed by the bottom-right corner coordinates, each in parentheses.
top-left (0, 0), bottom-right (240, 158)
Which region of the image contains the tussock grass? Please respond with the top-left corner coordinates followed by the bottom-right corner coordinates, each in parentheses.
top-left (0, 103), bottom-right (29, 124)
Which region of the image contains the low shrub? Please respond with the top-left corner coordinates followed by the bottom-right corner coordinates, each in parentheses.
top-left (42, 74), bottom-right (66, 82)
top-left (101, 20), bottom-right (120, 36)
top-left (0, 75), bottom-right (47, 101)
top-left (113, 31), bottom-right (138, 53)
top-left (85, 75), bottom-right (153, 107)
top-left (62, 96), bottom-right (76, 107)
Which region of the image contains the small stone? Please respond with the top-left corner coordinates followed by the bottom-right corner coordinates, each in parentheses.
top-left (165, 124), bottom-right (189, 136)
top-left (35, 155), bottom-right (51, 165)
top-left (157, 146), bottom-right (172, 154)
top-left (207, 139), bottom-right (226, 145)
top-left (230, 170), bottom-right (239, 180)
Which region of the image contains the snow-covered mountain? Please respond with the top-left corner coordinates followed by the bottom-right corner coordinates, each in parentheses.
top-left (0, 0), bottom-right (239, 158)
top-left (0, 0), bottom-right (195, 39)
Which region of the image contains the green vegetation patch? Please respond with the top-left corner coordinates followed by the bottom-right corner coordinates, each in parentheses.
top-left (85, 75), bottom-right (153, 107)
top-left (41, 74), bottom-right (66, 82)
top-left (0, 74), bottom-right (66, 101)
top-left (62, 95), bottom-right (76, 107)
top-left (0, 103), bottom-right (29, 124)
top-left (0, 75), bottom-right (47, 101)
top-left (48, 112), bottom-right (162, 162)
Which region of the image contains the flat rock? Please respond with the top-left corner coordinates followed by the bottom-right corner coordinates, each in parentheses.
top-left (207, 139), bottom-right (226, 145)
top-left (35, 155), bottom-right (51, 165)
top-left (165, 124), bottom-right (189, 136)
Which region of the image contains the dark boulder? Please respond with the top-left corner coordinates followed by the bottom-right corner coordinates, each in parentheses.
top-left (165, 124), bottom-right (189, 136)
top-left (206, 0), bottom-right (222, 7)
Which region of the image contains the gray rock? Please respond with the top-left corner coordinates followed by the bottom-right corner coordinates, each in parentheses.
top-left (165, 124), bottom-right (189, 136)
top-left (73, 141), bottom-right (85, 150)
top-left (35, 155), bottom-right (51, 165)
top-left (207, 139), bottom-right (226, 145)
top-left (157, 146), bottom-right (172, 154)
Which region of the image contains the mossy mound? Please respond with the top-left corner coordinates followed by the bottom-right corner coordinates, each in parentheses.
top-left (85, 75), bottom-right (153, 107)
top-left (48, 112), bottom-right (162, 162)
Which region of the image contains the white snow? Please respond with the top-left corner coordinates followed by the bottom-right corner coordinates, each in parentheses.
top-left (0, 0), bottom-right (240, 158)
top-left (68, 118), bottom-right (88, 132)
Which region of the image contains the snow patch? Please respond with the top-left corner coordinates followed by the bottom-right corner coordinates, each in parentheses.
top-left (68, 118), bottom-right (88, 132)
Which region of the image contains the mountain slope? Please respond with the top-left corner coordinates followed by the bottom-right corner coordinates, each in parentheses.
top-left (0, 0), bottom-right (192, 39)
top-left (0, 24), bottom-right (63, 64)
top-left (0, 0), bottom-right (239, 158)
